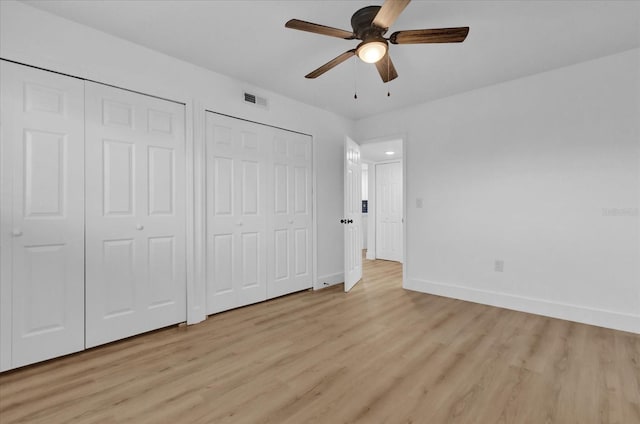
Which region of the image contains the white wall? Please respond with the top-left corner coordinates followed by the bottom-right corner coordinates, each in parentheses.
top-left (0, 0), bottom-right (353, 323)
top-left (356, 49), bottom-right (640, 333)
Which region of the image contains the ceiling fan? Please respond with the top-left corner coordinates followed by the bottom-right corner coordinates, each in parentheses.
top-left (285, 0), bottom-right (469, 83)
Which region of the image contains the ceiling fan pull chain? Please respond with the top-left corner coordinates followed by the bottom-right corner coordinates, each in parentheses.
top-left (353, 56), bottom-right (358, 100)
top-left (387, 54), bottom-right (391, 97)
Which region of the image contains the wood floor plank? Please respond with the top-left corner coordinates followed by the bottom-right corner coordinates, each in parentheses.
top-left (1, 255), bottom-right (638, 424)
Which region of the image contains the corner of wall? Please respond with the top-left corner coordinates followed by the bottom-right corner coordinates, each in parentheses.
top-left (315, 272), bottom-right (344, 290)
top-left (404, 277), bottom-right (640, 334)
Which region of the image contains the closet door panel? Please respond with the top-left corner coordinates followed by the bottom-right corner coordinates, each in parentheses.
top-left (274, 229), bottom-right (290, 282)
top-left (294, 228), bottom-right (310, 277)
top-left (267, 132), bottom-right (313, 299)
top-left (205, 114), bottom-right (267, 314)
top-left (103, 139), bottom-right (135, 216)
top-left (148, 147), bottom-right (175, 215)
top-left (0, 61), bottom-right (85, 370)
top-left (205, 123), bottom-right (236, 312)
top-left (287, 135), bottom-right (312, 291)
top-left (85, 82), bottom-right (186, 348)
top-left (205, 112), bottom-right (312, 313)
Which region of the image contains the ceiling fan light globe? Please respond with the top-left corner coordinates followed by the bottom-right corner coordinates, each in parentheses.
top-left (357, 41), bottom-right (387, 63)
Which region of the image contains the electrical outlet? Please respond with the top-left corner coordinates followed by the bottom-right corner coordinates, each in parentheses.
top-left (494, 260), bottom-right (504, 272)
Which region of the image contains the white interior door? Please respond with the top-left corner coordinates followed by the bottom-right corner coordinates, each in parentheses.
top-left (376, 161), bottom-right (403, 262)
top-left (205, 113), bottom-right (268, 314)
top-left (344, 137), bottom-right (362, 292)
top-left (0, 61), bottom-right (85, 370)
top-left (268, 131), bottom-right (313, 298)
top-left (85, 82), bottom-right (186, 348)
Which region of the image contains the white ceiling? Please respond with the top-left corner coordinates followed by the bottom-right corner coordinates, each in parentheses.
top-left (23, 0), bottom-right (640, 121)
top-left (361, 139), bottom-right (403, 163)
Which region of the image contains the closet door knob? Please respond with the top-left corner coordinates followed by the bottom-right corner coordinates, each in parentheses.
top-left (237, 221), bottom-right (243, 226)
top-left (12, 228), bottom-right (22, 237)
top-left (288, 219), bottom-right (294, 224)
top-left (136, 224), bottom-right (144, 230)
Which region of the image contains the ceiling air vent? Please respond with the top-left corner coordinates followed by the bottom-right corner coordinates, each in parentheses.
top-left (244, 92), bottom-right (268, 109)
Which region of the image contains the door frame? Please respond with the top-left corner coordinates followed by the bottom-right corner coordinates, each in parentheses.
top-left (358, 133), bottom-right (407, 286)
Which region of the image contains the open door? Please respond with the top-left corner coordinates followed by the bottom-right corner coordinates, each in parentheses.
top-left (344, 137), bottom-right (362, 292)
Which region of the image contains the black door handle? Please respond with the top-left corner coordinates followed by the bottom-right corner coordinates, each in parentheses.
top-left (347, 219), bottom-right (353, 224)
top-left (340, 219), bottom-right (346, 224)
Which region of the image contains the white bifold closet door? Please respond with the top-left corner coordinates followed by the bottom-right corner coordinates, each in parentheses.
top-left (0, 61), bottom-right (85, 370)
top-left (84, 82), bottom-right (186, 348)
top-left (205, 112), bottom-right (312, 315)
top-left (205, 113), bottom-right (268, 314)
top-left (268, 130), bottom-right (313, 298)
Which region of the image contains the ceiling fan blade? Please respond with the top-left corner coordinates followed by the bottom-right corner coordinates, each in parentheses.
top-left (375, 52), bottom-right (398, 83)
top-left (389, 27), bottom-right (469, 44)
top-left (373, 0), bottom-right (411, 30)
top-left (285, 19), bottom-right (355, 39)
top-left (305, 49), bottom-right (357, 79)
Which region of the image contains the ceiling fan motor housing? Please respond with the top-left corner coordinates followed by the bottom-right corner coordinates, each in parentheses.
top-left (351, 6), bottom-right (388, 39)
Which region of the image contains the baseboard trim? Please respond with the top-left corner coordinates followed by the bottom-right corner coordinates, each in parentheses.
top-left (404, 277), bottom-right (640, 334)
top-left (315, 272), bottom-right (344, 290)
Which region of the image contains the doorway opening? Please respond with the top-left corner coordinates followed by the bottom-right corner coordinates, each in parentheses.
top-left (360, 137), bottom-right (405, 286)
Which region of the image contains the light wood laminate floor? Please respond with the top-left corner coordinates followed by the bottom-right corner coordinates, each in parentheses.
top-left (1, 256), bottom-right (639, 423)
